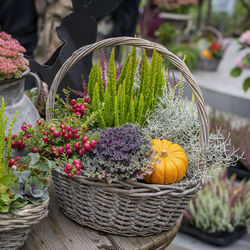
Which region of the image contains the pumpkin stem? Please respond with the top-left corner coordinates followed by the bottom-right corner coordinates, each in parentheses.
top-left (160, 149), bottom-right (168, 158)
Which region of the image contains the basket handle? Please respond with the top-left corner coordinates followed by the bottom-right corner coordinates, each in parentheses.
top-left (200, 26), bottom-right (223, 43)
top-left (46, 37), bottom-right (209, 148)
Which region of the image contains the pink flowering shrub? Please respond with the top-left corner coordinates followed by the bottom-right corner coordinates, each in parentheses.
top-left (231, 30), bottom-right (250, 92)
top-left (239, 30), bottom-right (250, 45)
top-left (235, 53), bottom-right (250, 70)
top-left (0, 32), bottom-right (29, 81)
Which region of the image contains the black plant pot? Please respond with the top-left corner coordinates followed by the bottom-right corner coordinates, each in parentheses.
top-left (228, 160), bottom-right (250, 181)
top-left (180, 223), bottom-right (247, 246)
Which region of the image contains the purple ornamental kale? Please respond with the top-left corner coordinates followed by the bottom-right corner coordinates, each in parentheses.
top-left (83, 124), bottom-right (153, 182)
top-left (96, 124), bottom-right (149, 164)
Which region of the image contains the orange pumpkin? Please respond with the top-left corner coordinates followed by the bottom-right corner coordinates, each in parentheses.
top-left (144, 139), bottom-right (188, 184)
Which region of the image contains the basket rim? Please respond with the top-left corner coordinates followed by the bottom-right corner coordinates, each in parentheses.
top-left (46, 36), bottom-right (210, 150)
top-left (0, 197), bottom-right (49, 232)
top-left (53, 168), bottom-right (202, 198)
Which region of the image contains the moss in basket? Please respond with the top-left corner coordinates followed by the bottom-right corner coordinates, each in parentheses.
top-left (82, 124), bottom-right (153, 183)
top-left (184, 171), bottom-right (250, 233)
top-left (87, 47), bottom-right (165, 128)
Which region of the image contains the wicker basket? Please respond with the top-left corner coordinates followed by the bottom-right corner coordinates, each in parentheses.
top-left (0, 198), bottom-right (49, 250)
top-left (46, 37), bottom-right (209, 236)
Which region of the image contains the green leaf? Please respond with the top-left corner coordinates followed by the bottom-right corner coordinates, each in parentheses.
top-left (242, 54), bottom-right (250, 66)
top-left (14, 170), bottom-right (30, 183)
top-left (27, 176), bottom-right (45, 198)
top-left (0, 205), bottom-right (9, 213)
top-left (243, 77), bottom-right (250, 92)
top-left (0, 174), bottom-right (12, 186)
top-left (27, 153), bottom-right (40, 167)
top-left (230, 67), bottom-right (242, 77)
top-left (77, 98), bottom-right (85, 104)
top-left (0, 183), bottom-right (8, 194)
top-left (0, 193), bottom-right (10, 203)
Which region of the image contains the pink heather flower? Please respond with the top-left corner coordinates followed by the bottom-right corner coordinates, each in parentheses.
top-left (235, 54), bottom-right (250, 70)
top-left (239, 30), bottom-right (250, 45)
top-left (0, 31), bottom-right (28, 81)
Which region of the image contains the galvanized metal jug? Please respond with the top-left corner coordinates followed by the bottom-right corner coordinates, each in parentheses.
top-left (0, 69), bottom-right (41, 135)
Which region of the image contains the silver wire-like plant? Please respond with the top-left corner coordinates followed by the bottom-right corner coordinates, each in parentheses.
top-left (143, 75), bottom-right (240, 181)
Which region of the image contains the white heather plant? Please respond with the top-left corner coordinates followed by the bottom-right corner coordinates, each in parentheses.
top-left (144, 74), bottom-right (239, 180)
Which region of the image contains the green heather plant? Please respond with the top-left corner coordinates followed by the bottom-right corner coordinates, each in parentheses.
top-left (0, 98), bottom-right (17, 177)
top-left (87, 47), bottom-right (165, 128)
top-left (184, 172), bottom-right (250, 233)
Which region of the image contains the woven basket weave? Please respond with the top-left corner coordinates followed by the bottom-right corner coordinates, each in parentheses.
top-left (46, 37), bottom-right (209, 236)
top-left (0, 198), bottom-right (49, 249)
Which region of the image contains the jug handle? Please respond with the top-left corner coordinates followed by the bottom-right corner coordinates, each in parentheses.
top-left (22, 69), bottom-right (42, 105)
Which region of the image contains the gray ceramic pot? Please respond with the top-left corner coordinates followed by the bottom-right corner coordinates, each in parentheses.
top-left (0, 69), bottom-right (41, 135)
top-left (198, 57), bottom-right (221, 71)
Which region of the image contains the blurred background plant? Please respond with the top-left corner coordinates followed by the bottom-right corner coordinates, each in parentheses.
top-left (0, 32), bottom-right (29, 81)
top-left (166, 43), bottom-right (199, 71)
top-left (231, 29), bottom-right (250, 92)
top-left (25, 83), bottom-right (48, 118)
top-left (184, 171), bottom-right (250, 233)
top-left (154, 23), bottom-right (179, 44)
top-left (153, 0), bottom-right (197, 13)
top-left (210, 111), bottom-right (250, 171)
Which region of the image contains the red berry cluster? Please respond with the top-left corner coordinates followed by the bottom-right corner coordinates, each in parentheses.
top-left (10, 125), bottom-right (32, 149)
top-left (11, 98), bottom-right (97, 178)
top-left (70, 96), bottom-right (89, 116)
top-left (8, 156), bottom-right (20, 167)
top-left (64, 159), bottom-right (82, 177)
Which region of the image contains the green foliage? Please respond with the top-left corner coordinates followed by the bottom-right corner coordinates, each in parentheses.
top-left (128, 96), bottom-right (135, 124)
top-left (167, 44), bottom-right (199, 71)
top-left (190, 0), bottom-right (250, 36)
top-left (230, 36), bottom-right (250, 92)
top-left (184, 173), bottom-right (250, 233)
top-left (88, 65), bottom-right (98, 105)
top-left (154, 23), bottom-right (179, 45)
top-left (117, 54), bottom-right (130, 90)
top-left (243, 77), bottom-right (250, 92)
top-left (0, 153), bottom-right (53, 214)
top-left (0, 98), bottom-right (17, 177)
top-left (136, 93), bottom-right (145, 126)
top-left (242, 53), bottom-right (250, 66)
top-left (88, 47), bottom-right (165, 128)
top-left (231, 67), bottom-right (242, 77)
top-left (92, 82), bottom-right (101, 111)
